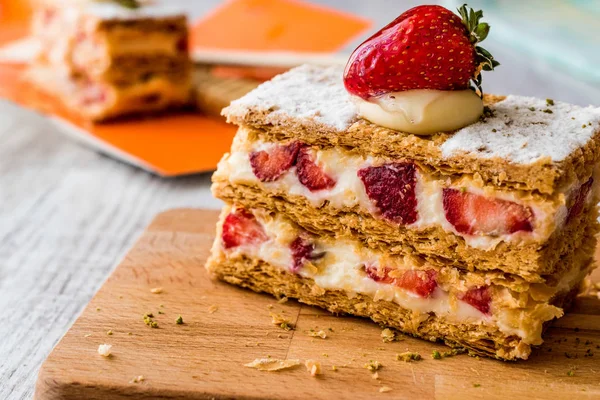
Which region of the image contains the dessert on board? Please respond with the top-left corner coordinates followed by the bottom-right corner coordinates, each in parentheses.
top-left (29, 0), bottom-right (192, 121)
top-left (206, 4), bottom-right (600, 360)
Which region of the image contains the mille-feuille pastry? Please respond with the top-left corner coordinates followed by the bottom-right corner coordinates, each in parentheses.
top-left (206, 4), bottom-right (600, 360)
top-left (29, 0), bottom-right (192, 121)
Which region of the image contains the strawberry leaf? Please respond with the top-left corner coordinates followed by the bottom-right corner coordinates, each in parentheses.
top-left (457, 4), bottom-right (499, 97)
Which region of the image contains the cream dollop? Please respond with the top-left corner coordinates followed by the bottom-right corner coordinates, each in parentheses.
top-left (354, 89), bottom-right (483, 135)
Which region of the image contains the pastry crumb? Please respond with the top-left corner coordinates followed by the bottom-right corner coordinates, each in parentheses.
top-left (208, 304), bottom-right (219, 314)
top-left (176, 315), bottom-right (184, 325)
top-left (379, 386), bottom-right (393, 393)
top-left (396, 352), bottom-right (422, 362)
top-left (130, 375), bottom-right (145, 384)
top-left (150, 287), bottom-right (163, 294)
top-left (270, 312), bottom-right (294, 331)
top-left (277, 296), bottom-right (289, 304)
top-left (364, 360), bottom-right (382, 371)
top-left (305, 359), bottom-right (322, 377)
top-left (98, 344), bottom-right (112, 357)
top-left (308, 330), bottom-right (327, 339)
top-left (372, 371), bottom-right (379, 380)
top-left (381, 328), bottom-right (401, 343)
top-left (84, 333), bottom-right (92, 338)
top-left (245, 358), bottom-right (301, 371)
top-left (332, 365), bottom-right (338, 371)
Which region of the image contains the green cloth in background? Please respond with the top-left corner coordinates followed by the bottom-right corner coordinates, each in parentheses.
top-left (443, 0), bottom-right (600, 84)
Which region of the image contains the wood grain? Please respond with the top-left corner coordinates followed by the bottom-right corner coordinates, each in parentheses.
top-left (34, 209), bottom-right (600, 400)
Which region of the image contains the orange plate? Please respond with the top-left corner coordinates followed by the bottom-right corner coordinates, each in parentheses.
top-left (0, 0), bottom-right (371, 176)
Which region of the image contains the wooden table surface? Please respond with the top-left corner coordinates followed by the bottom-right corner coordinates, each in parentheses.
top-left (1, 1), bottom-right (599, 399)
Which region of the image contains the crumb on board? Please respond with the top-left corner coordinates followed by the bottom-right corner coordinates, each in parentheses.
top-left (381, 328), bottom-right (399, 343)
top-left (379, 386), bottom-right (393, 393)
top-left (396, 352), bottom-right (422, 362)
top-left (305, 360), bottom-right (322, 377)
top-left (332, 365), bottom-right (338, 371)
top-left (473, 383), bottom-right (481, 388)
top-left (143, 313), bottom-right (158, 328)
top-left (364, 360), bottom-right (382, 371)
top-left (277, 296), bottom-right (289, 304)
top-left (150, 287), bottom-right (163, 294)
top-left (244, 358), bottom-right (301, 371)
top-left (372, 371), bottom-right (379, 380)
top-left (130, 375), bottom-right (145, 384)
top-left (270, 312), bottom-right (294, 331)
top-left (176, 315), bottom-right (184, 325)
top-left (432, 348), bottom-right (466, 359)
top-left (84, 333), bottom-right (92, 338)
top-left (208, 304), bottom-right (219, 314)
top-left (98, 344), bottom-right (112, 357)
top-left (308, 330), bottom-right (327, 339)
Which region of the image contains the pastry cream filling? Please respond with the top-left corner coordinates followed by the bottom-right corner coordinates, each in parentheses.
top-left (354, 89), bottom-right (484, 135)
top-left (216, 137), bottom-right (583, 250)
top-left (218, 208), bottom-right (571, 344)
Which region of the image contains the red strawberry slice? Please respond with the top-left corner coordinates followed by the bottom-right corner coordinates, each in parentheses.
top-left (343, 5), bottom-right (499, 99)
top-left (567, 178), bottom-right (593, 223)
top-left (358, 162), bottom-right (418, 225)
top-left (290, 237), bottom-right (315, 273)
top-left (395, 269), bottom-right (437, 298)
top-left (364, 265), bottom-right (396, 285)
top-left (443, 188), bottom-right (533, 236)
top-left (221, 209), bottom-right (268, 249)
top-left (365, 266), bottom-right (437, 298)
top-left (295, 146), bottom-right (336, 191)
top-left (249, 142), bottom-right (300, 182)
top-left (459, 286), bottom-right (492, 315)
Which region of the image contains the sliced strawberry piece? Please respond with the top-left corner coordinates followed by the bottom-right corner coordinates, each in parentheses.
top-left (290, 237), bottom-right (315, 273)
top-left (443, 188), bottom-right (533, 236)
top-left (221, 209), bottom-right (268, 249)
top-left (358, 162), bottom-right (418, 225)
top-left (249, 142), bottom-right (300, 182)
top-left (295, 146), bottom-right (336, 191)
top-left (79, 81), bottom-right (108, 106)
top-left (364, 265), bottom-right (395, 284)
top-left (396, 269), bottom-right (437, 298)
top-left (459, 286), bottom-right (492, 315)
top-left (567, 178), bottom-right (593, 223)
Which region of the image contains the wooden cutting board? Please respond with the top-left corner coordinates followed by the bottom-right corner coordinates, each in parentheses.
top-left (34, 209), bottom-right (600, 400)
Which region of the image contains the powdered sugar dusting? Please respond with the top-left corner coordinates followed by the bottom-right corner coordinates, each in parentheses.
top-left (224, 65), bottom-right (358, 131)
top-left (441, 96), bottom-right (600, 164)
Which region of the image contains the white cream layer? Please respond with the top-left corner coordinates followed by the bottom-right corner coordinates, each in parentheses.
top-left (354, 89), bottom-right (484, 135)
top-left (215, 134), bottom-right (579, 250)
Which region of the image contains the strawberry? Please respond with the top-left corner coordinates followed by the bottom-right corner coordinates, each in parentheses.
top-left (221, 209), bottom-right (268, 249)
top-left (365, 266), bottom-right (437, 298)
top-left (459, 286), bottom-right (491, 315)
top-left (344, 4), bottom-right (499, 99)
top-left (358, 163), bottom-right (418, 225)
top-left (290, 237), bottom-right (315, 273)
top-left (364, 265), bottom-right (396, 285)
top-left (443, 188), bottom-right (533, 236)
top-left (395, 269), bottom-right (438, 298)
top-left (567, 178), bottom-right (593, 224)
top-left (295, 146), bottom-right (336, 191)
top-left (249, 142), bottom-right (300, 182)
